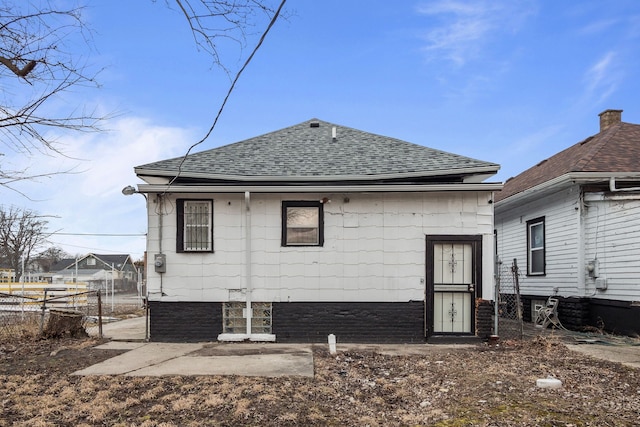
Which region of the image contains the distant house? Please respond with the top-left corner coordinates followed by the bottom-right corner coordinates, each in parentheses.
top-left (131, 119), bottom-right (502, 343)
top-left (49, 253), bottom-right (139, 292)
top-left (495, 110), bottom-right (640, 335)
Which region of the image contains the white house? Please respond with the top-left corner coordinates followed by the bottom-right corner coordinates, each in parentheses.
top-left (495, 110), bottom-right (640, 336)
top-left (130, 119), bottom-right (502, 343)
top-left (49, 254), bottom-right (139, 292)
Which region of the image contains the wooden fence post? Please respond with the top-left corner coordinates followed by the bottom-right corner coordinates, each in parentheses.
top-left (39, 289), bottom-right (48, 335)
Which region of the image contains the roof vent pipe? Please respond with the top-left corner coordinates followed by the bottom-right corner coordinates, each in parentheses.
top-left (332, 126), bottom-right (337, 141)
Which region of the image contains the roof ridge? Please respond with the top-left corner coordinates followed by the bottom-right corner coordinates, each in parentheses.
top-left (572, 126), bottom-right (617, 171)
top-left (135, 118), bottom-right (499, 181)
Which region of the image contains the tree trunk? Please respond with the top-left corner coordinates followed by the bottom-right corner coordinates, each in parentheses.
top-left (42, 309), bottom-right (88, 339)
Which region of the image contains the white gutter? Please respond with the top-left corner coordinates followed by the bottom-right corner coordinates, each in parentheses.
top-left (134, 165), bottom-right (500, 183)
top-left (138, 183), bottom-right (503, 194)
top-left (609, 176), bottom-right (640, 192)
top-left (496, 172), bottom-right (640, 211)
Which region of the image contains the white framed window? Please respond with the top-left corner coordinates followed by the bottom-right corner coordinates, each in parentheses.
top-left (223, 302), bottom-right (272, 334)
top-left (527, 217), bottom-right (545, 275)
top-left (177, 199), bottom-right (213, 252)
top-left (281, 201), bottom-right (324, 246)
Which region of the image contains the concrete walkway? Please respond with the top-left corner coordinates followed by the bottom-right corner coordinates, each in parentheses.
top-left (80, 316), bottom-right (315, 377)
top-left (73, 341), bottom-right (315, 377)
top-left (566, 343), bottom-right (640, 369)
top-left (92, 315), bottom-right (147, 341)
top-left (77, 316), bottom-right (640, 377)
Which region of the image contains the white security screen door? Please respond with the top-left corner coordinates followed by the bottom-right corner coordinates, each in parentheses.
top-left (431, 242), bottom-right (475, 334)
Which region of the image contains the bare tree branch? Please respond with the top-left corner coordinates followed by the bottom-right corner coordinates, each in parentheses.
top-left (0, 0), bottom-right (286, 196)
top-left (0, 206), bottom-right (52, 277)
top-left (0, 1), bottom-right (105, 191)
top-left (169, 0), bottom-right (283, 75)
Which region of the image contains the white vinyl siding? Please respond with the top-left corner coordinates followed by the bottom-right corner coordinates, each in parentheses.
top-left (583, 192), bottom-right (640, 301)
top-left (495, 186), bottom-right (580, 297)
top-left (146, 191), bottom-right (495, 303)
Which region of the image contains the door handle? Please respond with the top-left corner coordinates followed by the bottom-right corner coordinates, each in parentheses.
top-left (468, 284), bottom-right (475, 292)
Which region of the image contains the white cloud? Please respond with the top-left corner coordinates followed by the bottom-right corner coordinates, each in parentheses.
top-left (416, 0), bottom-right (535, 65)
top-left (576, 18), bottom-right (618, 36)
top-left (583, 51), bottom-right (620, 104)
top-left (0, 117), bottom-right (198, 258)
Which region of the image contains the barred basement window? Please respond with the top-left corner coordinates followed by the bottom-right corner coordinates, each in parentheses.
top-left (223, 302), bottom-right (272, 334)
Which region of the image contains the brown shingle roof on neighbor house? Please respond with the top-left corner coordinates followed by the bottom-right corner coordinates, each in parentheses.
top-left (496, 110), bottom-right (640, 202)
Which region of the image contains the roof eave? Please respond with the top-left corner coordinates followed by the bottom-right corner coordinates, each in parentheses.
top-left (137, 182), bottom-right (503, 194)
top-left (495, 172), bottom-right (640, 211)
top-left (134, 165), bottom-right (500, 183)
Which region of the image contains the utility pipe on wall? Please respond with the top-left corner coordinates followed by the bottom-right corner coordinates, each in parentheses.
top-left (577, 192), bottom-right (586, 297)
top-left (157, 194), bottom-right (164, 296)
top-left (245, 191), bottom-right (252, 337)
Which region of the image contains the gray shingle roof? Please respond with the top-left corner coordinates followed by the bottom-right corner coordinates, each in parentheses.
top-left (135, 119), bottom-right (498, 181)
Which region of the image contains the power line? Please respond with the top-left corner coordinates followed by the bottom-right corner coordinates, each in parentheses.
top-left (48, 240), bottom-right (144, 255)
top-left (166, 0), bottom-right (288, 190)
top-left (51, 232), bottom-right (146, 237)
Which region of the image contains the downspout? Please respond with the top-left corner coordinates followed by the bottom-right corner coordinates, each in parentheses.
top-left (157, 194), bottom-right (164, 296)
top-left (245, 191), bottom-right (252, 338)
top-left (577, 190), bottom-right (586, 297)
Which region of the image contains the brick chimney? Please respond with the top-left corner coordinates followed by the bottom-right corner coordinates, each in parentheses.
top-left (598, 109), bottom-right (623, 132)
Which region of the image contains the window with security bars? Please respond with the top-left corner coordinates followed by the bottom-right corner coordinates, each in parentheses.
top-left (223, 302), bottom-right (272, 334)
top-left (177, 199), bottom-right (213, 252)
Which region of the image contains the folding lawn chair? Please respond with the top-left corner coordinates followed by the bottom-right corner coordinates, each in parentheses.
top-left (534, 297), bottom-right (565, 329)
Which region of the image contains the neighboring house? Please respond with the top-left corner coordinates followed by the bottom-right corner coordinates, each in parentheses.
top-left (49, 253), bottom-right (139, 292)
top-left (131, 119), bottom-right (502, 343)
top-left (494, 110), bottom-right (640, 336)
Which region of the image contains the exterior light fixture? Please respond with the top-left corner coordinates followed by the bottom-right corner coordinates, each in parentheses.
top-left (122, 185), bottom-right (137, 196)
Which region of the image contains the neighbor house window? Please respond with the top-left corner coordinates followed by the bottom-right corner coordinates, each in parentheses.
top-left (177, 199), bottom-right (213, 252)
top-left (282, 201), bottom-right (324, 246)
top-left (527, 217), bottom-right (545, 275)
top-left (223, 302), bottom-right (272, 334)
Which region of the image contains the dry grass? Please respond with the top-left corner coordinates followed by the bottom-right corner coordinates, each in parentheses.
top-left (1, 335), bottom-right (639, 425)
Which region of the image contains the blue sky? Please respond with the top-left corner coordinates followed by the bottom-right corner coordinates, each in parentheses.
top-left (3, 0), bottom-right (640, 260)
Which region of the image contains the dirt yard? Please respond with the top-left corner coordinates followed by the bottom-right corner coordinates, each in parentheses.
top-left (1, 335), bottom-right (639, 426)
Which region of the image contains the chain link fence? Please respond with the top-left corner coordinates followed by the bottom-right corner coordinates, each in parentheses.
top-left (495, 258), bottom-right (524, 340)
top-left (0, 284), bottom-right (144, 341)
